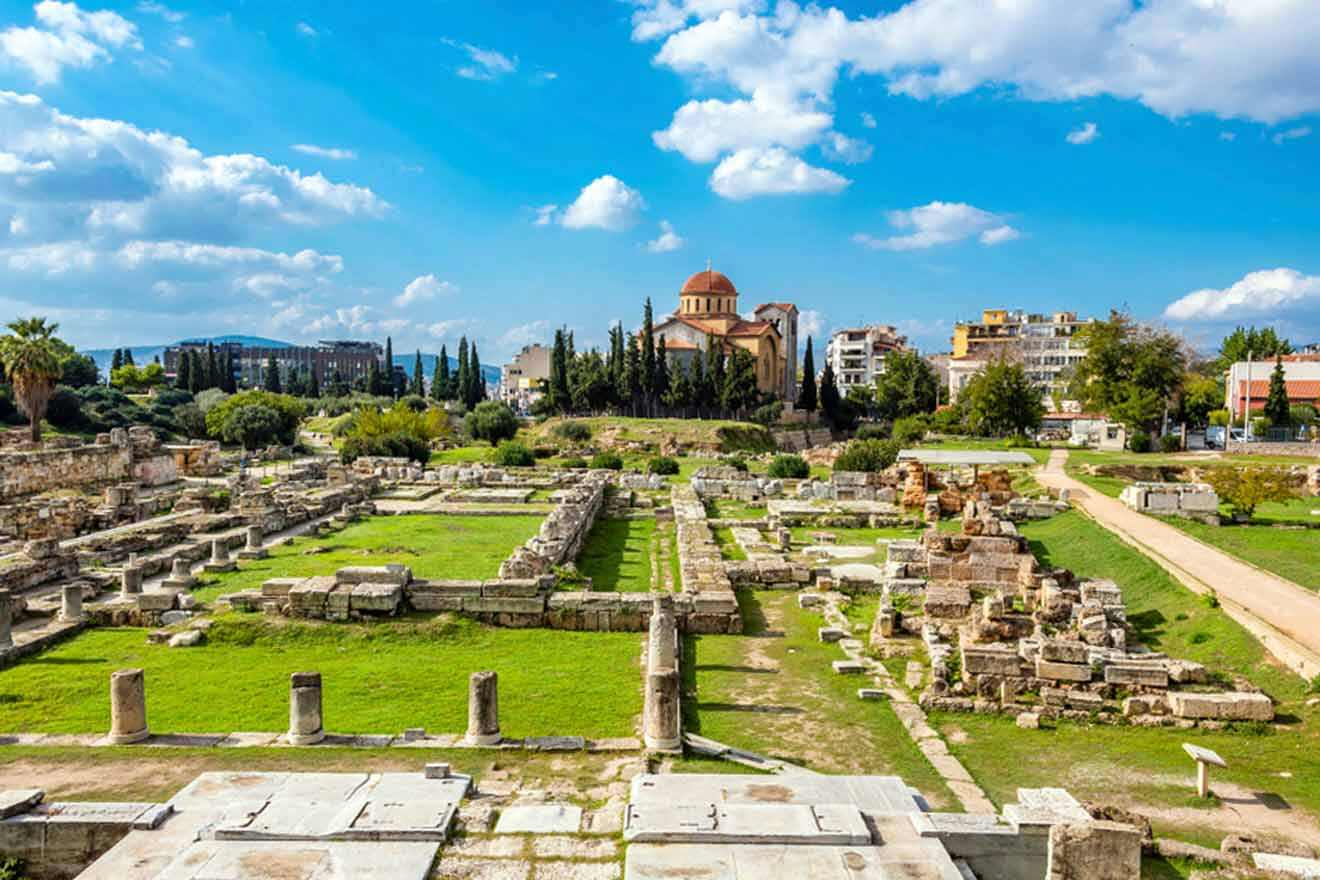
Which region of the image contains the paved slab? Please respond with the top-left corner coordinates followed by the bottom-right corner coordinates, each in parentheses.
top-left (624, 802), bottom-right (871, 845)
top-left (629, 775), bottom-right (922, 814)
top-left (624, 842), bottom-right (966, 880)
top-left (493, 804), bottom-right (582, 834)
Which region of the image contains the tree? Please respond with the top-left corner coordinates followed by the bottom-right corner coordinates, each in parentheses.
top-left (455, 337), bottom-right (470, 407)
top-left (205, 342), bottom-right (218, 390)
top-left (654, 337), bottom-right (671, 406)
top-left (549, 328), bottom-right (571, 413)
top-left (1217, 326), bottom-right (1291, 373)
top-left (468, 344), bottom-right (486, 408)
top-left (961, 359), bottom-right (1044, 437)
top-left (111, 362), bottom-right (166, 392)
top-left (365, 356), bottom-right (382, 398)
top-left (799, 337), bottom-right (817, 413)
top-left (1179, 373), bottom-right (1221, 426)
top-left (307, 368), bottom-right (320, 398)
top-left (220, 350), bottom-right (237, 393)
top-left (641, 298), bottom-right (656, 405)
top-left (122, 347), bottom-right (134, 367)
top-left (0, 317), bottom-right (64, 442)
top-left (187, 350), bottom-right (204, 394)
top-left (705, 338), bottom-right (725, 413)
top-left (624, 333), bottom-right (642, 412)
top-left (220, 404), bottom-right (283, 450)
top-left (384, 337), bottom-right (396, 398)
top-left (818, 359), bottom-right (841, 428)
top-left (111, 348), bottom-right (124, 373)
top-left (1203, 466), bottom-right (1296, 520)
top-left (1265, 356), bottom-right (1291, 427)
top-left (410, 350), bottom-right (425, 397)
top-left (263, 354), bottom-right (282, 393)
top-left (690, 354), bottom-right (707, 414)
top-left (205, 390), bottom-right (306, 446)
top-left (175, 350), bottom-right (192, 391)
top-left (57, 352), bottom-right (98, 388)
top-left (465, 400), bottom-right (518, 444)
top-left (722, 347), bottom-right (758, 415)
top-left (665, 357), bottom-right (691, 412)
top-left (432, 346), bottom-right (448, 402)
top-left (873, 349), bottom-right (939, 421)
top-left (1069, 311), bottom-right (1186, 433)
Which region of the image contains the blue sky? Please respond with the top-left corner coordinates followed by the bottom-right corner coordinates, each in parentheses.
top-left (1, 0), bottom-right (1318, 363)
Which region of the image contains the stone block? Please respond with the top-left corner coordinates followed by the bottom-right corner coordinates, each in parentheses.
top-left (136, 592), bottom-right (176, 612)
top-left (924, 585), bottom-right (971, 619)
top-left (350, 582), bottom-right (403, 614)
top-left (1035, 658), bottom-right (1092, 683)
top-left (463, 597), bottom-right (546, 615)
top-left (1040, 639), bottom-right (1090, 664)
top-left (1047, 820), bottom-right (1142, 880)
top-left (1167, 691), bottom-right (1274, 721)
top-left (335, 564), bottom-right (412, 586)
top-left (1103, 664), bottom-right (1168, 689)
top-left (962, 645), bottom-right (1023, 677)
top-left (481, 579), bottom-right (541, 598)
top-left (260, 577), bottom-right (304, 599)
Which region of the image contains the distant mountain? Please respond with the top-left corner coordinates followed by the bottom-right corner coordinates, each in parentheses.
top-left (80, 337), bottom-right (500, 384)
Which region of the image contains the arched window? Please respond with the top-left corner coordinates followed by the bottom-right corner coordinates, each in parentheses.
top-left (706, 297), bottom-right (711, 312)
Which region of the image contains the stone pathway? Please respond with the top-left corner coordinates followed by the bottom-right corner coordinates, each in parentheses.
top-left (1039, 449), bottom-right (1320, 679)
top-left (815, 593), bottom-right (997, 815)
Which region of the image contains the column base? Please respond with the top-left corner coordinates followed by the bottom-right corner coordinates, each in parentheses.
top-left (644, 735), bottom-right (681, 751)
top-left (109, 728), bottom-right (150, 745)
top-left (465, 732), bottom-right (502, 746)
top-left (238, 550), bottom-right (268, 560)
top-left (287, 731), bottom-right (326, 746)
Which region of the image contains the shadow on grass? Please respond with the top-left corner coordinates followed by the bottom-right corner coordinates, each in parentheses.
top-left (696, 702), bottom-right (804, 715)
top-left (695, 664), bottom-right (777, 675)
top-left (1126, 609), bottom-right (1167, 643)
top-left (27, 657), bottom-right (104, 666)
top-left (735, 590), bottom-right (768, 635)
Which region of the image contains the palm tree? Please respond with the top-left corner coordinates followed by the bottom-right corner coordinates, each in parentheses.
top-left (0, 317), bottom-right (64, 442)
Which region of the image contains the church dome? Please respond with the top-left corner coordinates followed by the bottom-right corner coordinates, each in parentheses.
top-left (681, 270), bottom-right (737, 296)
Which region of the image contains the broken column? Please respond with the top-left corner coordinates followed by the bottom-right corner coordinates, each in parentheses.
top-left (204, 538), bottom-right (235, 573)
top-left (0, 590), bottom-right (12, 651)
top-left (60, 584), bottom-right (83, 622)
top-left (465, 671), bottom-right (501, 745)
top-left (163, 557), bottom-right (196, 590)
top-left (287, 671), bottom-right (325, 745)
top-left (644, 668), bottom-right (681, 751)
top-left (647, 594), bottom-right (677, 671)
top-left (108, 668), bottom-right (149, 744)
top-left (239, 525), bottom-right (267, 560)
top-left (120, 565), bottom-right (143, 598)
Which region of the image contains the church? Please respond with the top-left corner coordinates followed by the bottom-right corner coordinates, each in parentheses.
top-left (653, 268), bottom-right (799, 402)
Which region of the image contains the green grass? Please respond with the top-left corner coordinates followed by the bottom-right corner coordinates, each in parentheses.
top-left (710, 526), bottom-right (747, 561)
top-left (936, 511), bottom-right (1320, 835)
top-left (428, 446), bottom-right (494, 465)
top-left (788, 525), bottom-right (921, 546)
top-left (682, 591), bottom-right (955, 807)
top-left (706, 499), bottom-right (768, 520)
top-left (191, 515), bottom-right (544, 602)
top-left (576, 517), bottom-right (656, 592)
top-left (0, 617), bottom-right (642, 738)
top-left (1162, 516), bottom-right (1320, 592)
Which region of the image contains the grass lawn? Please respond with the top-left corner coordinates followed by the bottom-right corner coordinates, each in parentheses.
top-left (428, 446), bottom-right (495, 465)
top-left (935, 511), bottom-right (1320, 839)
top-left (706, 499), bottom-right (768, 520)
top-left (0, 617), bottom-right (642, 739)
top-left (682, 591), bottom-right (955, 808)
top-left (1162, 515), bottom-right (1320, 592)
top-left (710, 526), bottom-right (747, 561)
top-left (576, 517), bottom-right (656, 592)
top-left (788, 525), bottom-right (921, 546)
top-left (191, 515), bottom-right (544, 602)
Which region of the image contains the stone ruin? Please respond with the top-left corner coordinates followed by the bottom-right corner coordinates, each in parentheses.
top-left (1119, 482), bottom-right (1220, 525)
top-left (871, 503), bottom-right (1274, 728)
top-left (690, 466), bottom-right (783, 501)
top-left (499, 471), bottom-right (609, 578)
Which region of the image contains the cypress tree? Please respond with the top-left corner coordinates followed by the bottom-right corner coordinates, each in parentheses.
top-left (456, 338), bottom-right (470, 409)
top-left (550, 329), bottom-right (570, 413)
top-left (641, 298), bottom-right (656, 403)
top-left (175, 350), bottom-right (191, 390)
top-left (624, 333), bottom-right (641, 412)
top-left (705, 338), bottom-right (725, 414)
top-left (384, 337), bottom-right (396, 398)
top-left (468, 344), bottom-right (485, 406)
top-left (411, 350), bottom-right (425, 397)
top-left (366, 357), bottom-right (382, 398)
top-left (123, 347), bottom-right (135, 367)
top-left (432, 346), bottom-right (447, 402)
top-left (1265, 355), bottom-right (1291, 426)
top-left (187, 350), bottom-right (203, 394)
top-left (654, 336), bottom-right (670, 408)
top-left (819, 360), bottom-right (841, 428)
top-left (220, 350), bottom-right (237, 393)
top-left (690, 354), bottom-right (707, 415)
top-left (799, 337), bottom-right (818, 413)
top-left (111, 348), bottom-right (124, 372)
top-left (308, 367), bottom-right (320, 398)
top-left (264, 353), bottom-right (282, 392)
top-left (204, 342), bottom-right (218, 390)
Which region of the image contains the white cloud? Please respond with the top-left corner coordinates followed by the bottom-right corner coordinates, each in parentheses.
top-left (653, 96), bottom-right (832, 163)
top-left (296, 21), bottom-right (317, 38)
top-left (560, 175), bottom-right (645, 231)
top-left (4, 240), bottom-right (96, 275)
top-left (630, 0), bottom-right (766, 41)
top-left (443, 38), bottom-right (517, 81)
top-left (853, 201), bottom-right (1019, 251)
top-left (1219, 131), bottom-right (1237, 142)
top-left (499, 320), bottom-right (549, 349)
top-left (1066, 121), bottom-right (1100, 145)
top-left (1, 1), bottom-right (141, 83)
top-left (232, 272), bottom-right (310, 298)
top-left (113, 241), bottom-right (344, 274)
top-left (820, 132), bottom-right (873, 164)
top-left (150, 279), bottom-right (179, 296)
top-left (860, 112), bottom-right (877, 129)
top-left (377, 318), bottom-right (410, 333)
top-left (646, 220), bottom-right (685, 253)
top-left (136, 2), bottom-right (183, 23)
top-left (1164, 268), bottom-right (1320, 321)
top-left (533, 204), bottom-right (558, 227)
top-left (394, 273), bottom-right (456, 308)
top-left (709, 147), bottom-right (849, 200)
top-left (426, 319), bottom-right (475, 340)
top-left (1273, 125), bottom-right (1311, 145)
top-left (798, 308), bottom-right (825, 338)
top-left (292, 143), bottom-right (357, 161)
top-left (173, 35), bottom-right (192, 49)
top-left (308, 304), bottom-right (375, 335)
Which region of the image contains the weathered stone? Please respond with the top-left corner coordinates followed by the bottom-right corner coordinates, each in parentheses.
top-left (1103, 664), bottom-right (1169, 689)
top-left (1047, 820), bottom-right (1143, 879)
top-left (168, 630), bottom-right (203, 648)
top-left (466, 671), bottom-right (501, 745)
top-left (1040, 639), bottom-right (1089, 664)
top-left (287, 671), bottom-right (325, 745)
top-left (108, 668), bottom-right (148, 744)
top-left (1036, 658), bottom-right (1092, 683)
top-left (1167, 691), bottom-right (1273, 722)
top-left (643, 668), bottom-right (681, 750)
top-left (60, 583), bottom-right (84, 622)
top-left (962, 645), bottom-right (1023, 677)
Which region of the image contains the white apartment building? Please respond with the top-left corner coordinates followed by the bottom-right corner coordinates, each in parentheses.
top-left (948, 309), bottom-right (1092, 403)
top-left (500, 344), bottom-right (551, 412)
top-left (825, 325), bottom-right (909, 388)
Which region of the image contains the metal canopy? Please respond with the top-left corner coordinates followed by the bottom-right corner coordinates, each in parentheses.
top-left (896, 449), bottom-right (1036, 466)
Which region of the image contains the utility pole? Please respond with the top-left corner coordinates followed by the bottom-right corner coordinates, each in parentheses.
top-left (1241, 350), bottom-right (1252, 445)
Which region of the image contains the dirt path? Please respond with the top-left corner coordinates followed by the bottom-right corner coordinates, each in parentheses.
top-left (1141, 779), bottom-right (1320, 848)
top-left (1039, 449), bottom-right (1320, 679)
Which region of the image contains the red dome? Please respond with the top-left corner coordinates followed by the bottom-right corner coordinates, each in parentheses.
top-left (681, 270), bottom-right (737, 296)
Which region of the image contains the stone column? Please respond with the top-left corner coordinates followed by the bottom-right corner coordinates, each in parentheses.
top-left (120, 566), bottom-right (143, 598)
top-left (211, 538), bottom-right (228, 564)
top-left (0, 590), bottom-right (13, 651)
top-left (172, 558), bottom-right (193, 581)
top-left (108, 668), bottom-right (149, 744)
top-left (647, 595), bottom-right (677, 672)
top-left (60, 584), bottom-right (83, 622)
top-left (287, 671), bottom-right (325, 745)
top-left (247, 526), bottom-right (262, 550)
top-left (643, 668), bottom-right (681, 751)
top-left (465, 671), bottom-right (501, 745)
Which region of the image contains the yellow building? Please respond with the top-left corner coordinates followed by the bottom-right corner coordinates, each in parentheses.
top-left (653, 269), bottom-right (799, 400)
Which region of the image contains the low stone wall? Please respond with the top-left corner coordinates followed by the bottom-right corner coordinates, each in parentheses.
top-left (1227, 440), bottom-right (1320, 459)
top-left (0, 441), bottom-right (131, 501)
top-left (499, 472), bottom-right (608, 578)
top-left (690, 467), bottom-right (783, 501)
top-left (0, 540), bottom-right (80, 593)
top-left (1119, 482), bottom-right (1219, 524)
top-left (772, 427), bottom-right (833, 452)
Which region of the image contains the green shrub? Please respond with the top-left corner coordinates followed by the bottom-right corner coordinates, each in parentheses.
top-left (767, 454), bottom-right (809, 479)
top-left (173, 402), bottom-right (207, 439)
top-left (590, 451), bottom-right (624, 470)
top-left (726, 456), bottom-right (749, 472)
top-left (716, 424), bottom-right (775, 454)
top-left (337, 403), bottom-right (448, 465)
top-left (833, 438), bottom-right (899, 473)
top-left (1159, 433), bottom-right (1182, 453)
top-left (465, 401), bottom-right (518, 445)
top-left (399, 394), bottom-right (428, 412)
top-left (553, 420), bottom-right (592, 442)
top-left (221, 404), bottom-right (284, 450)
top-left (1004, 434), bottom-right (1037, 448)
top-left (0, 855), bottom-right (27, 880)
top-left (891, 415), bottom-right (928, 445)
top-left (44, 386), bottom-right (85, 429)
top-left (492, 441), bottom-right (535, 467)
top-left (1128, 431), bottom-right (1151, 453)
top-left (855, 423), bottom-right (889, 441)
top-left (648, 456), bottom-right (680, 475)
top-left (532, 445), bottom-right (556, 458)
top-left (339, 430), bottom-right (431, 465)
top-left (751, 401), bottom-right (783, 427)
top-left (560, 456), bottom-right (588, 469)
top-left (205, 391), bottom-right (305, 446)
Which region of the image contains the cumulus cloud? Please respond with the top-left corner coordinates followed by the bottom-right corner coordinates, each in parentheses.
top-left (653, 96), bottom-right (832, 163)
top-left (427, 319), bottom-right (476, 340)
top-left (1272, 126), bottom-right (1311, 145)
top-left (292, 144), bottom-right (357, 160)
top-left (499, 320), bottom-right (549, 349)
top-left (532, 204), bottom-right (558, 227)
top-left (798, 308), bottom-right (825, 338)
top-left (630, 0), bottom-right (766, 41)
top-left (646, 220), bottom-right (685, 253)
top-left (820, 132), bottom-right (873, 164)
top-left (853, 201), bottom-right (1019, 251)
top-left (113, 241), bottom-right (343, 273)
top-left (1066, 122), bottom-right (1100, 145)
top-left (136, 2), bottom-right (182, 22)
top-left (1163, 268), bottom-right (1320, 321)
top-left (1, 1), bottom-right (141, 83)
top-left (443, 38), bottom-right (517, 81)
top-left (173, 35), bottom-right (192, 48)
top-left (394, 273), bottom-right (456, 308)
top-left (560, 175), bottom-right (645, 231)
top-left (295, 21), bottom-right (317, 37)
top-left (860, 112), bottom-right (877, 129)
top-left (709, 147), bottom-right (849, 200)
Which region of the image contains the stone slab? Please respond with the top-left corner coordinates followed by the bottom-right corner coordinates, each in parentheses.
top-left (629, 775), bottom-right (923, 814)
top-left (85, 839), bottom-right (441, 879)
top-left (0, 789), bottom-right (42, 819)
top-left (624, 842), bottom-right (965, 880)
top-left (494, 804), bottom-right (582, 834)
top-left (1253, 853), bottom-right (1320, 878)
top-left (623, 802), bottom-right (871, 845)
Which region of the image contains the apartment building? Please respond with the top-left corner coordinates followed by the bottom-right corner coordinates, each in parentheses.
top-left (500, 344), bottom-right (552, 412)
top-left (824, 325), bottom-right (909, 388)
top-left (948, 309), bottom-right (1092, 401)
top-left (163, 340), bottom-right (382, 388)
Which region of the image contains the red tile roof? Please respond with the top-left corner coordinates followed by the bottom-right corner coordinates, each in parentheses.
top-left (1236, 379), bottom-right (1320, 404)
top-left (681, 269), bottom-right (737, 295)
top-left (754, 302), bottom-right (796, 313)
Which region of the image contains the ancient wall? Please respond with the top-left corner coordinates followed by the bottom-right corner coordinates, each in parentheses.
top-left (1226, 441), bottom-right (1320, 459)
top-left (0, 442), bottom-right (131, 501)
